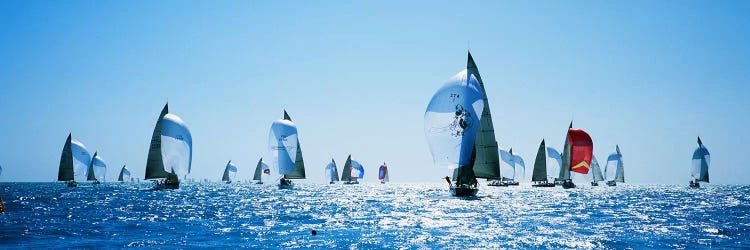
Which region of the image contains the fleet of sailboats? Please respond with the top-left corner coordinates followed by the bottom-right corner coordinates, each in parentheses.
top-left (144, 103), bottom-right (193, 190)
top-left (604, 145), bottom-right (625, 186)
top-left (690, 137), bottom-right (710, 188)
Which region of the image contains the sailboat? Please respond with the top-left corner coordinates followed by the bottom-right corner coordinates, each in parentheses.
top-left (87, 152), bottom-right (107, 184)
top-left (425, 52), bottom-right (488, 197)
top-left (531, 139), bottom-right (556, 187)
top-left (269, 110), bottom-right (306, 189)
top-left (604, 145), bottom-right (625, 186)
top-left (496, 148), bottom-right (523, 186)
top-left (325, 159), bottom-right (339, 184)
top-left (58, 133), bottom-right (92, 187)
top-left (144, 103), bottom-right (193, 190)
top-left (253, 158), bottom-right (270, 184)
top-left (378, 163), bottom-right (389, 184)
top-left (341, 155), bottom-right (364, 184)
top-left (690, 137), bottom-right (710, 188)
top-left (545, 146), bottom-right (564, 185)
top-left (589, 156), bottom-right (604, 186)
top-left (117, 165), bottom-right (131, 182)
top-left (558, 122), bottom-right (594, 189)
top-left (222, 160), bottom-right (238, 184)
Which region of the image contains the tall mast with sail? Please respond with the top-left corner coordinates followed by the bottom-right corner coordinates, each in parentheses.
top-left (222, 160), bottom-right (238, 184)
top-left (589, 156), bottom-right (604, 186)
top-left (58, 133), bottom-right (92, 187)
top-left (467, 53), bottom-right (502, 183)
top-left (378, 163), bottom-right (389, 184)
top-left (690, 137), bottom-right (710, 188)
top-left (341, 155), bottom-right (356, 184)
top-left (88, 152), bottom-right (106, 184)
top-left (605, 145), bottom-right (624, 186)
top-left (425, 52), bottom-right (486, 197)
top-left (532, 139), bottom-right (555, 187)
top-left (118, 165), bottom-right (131, 182)
top-left (253, 158), bottom-right (269, 184)
top-left (325, 159), bottom-right (339, 184)
top-left (144, 103), bottom-right (193, 189)
top-left (560, 122), bottom-right (593, 189)
top-left (270, 110), bottom-right (304, 189)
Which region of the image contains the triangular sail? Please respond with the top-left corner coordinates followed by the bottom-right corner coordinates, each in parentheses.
top-left (58, 134), bottom-right (92, 182)
top-left (160, 113), bottom-right (193, 180)
top-left (531, 139), bottom-right (548, 182)
top-left (325, 159), bottom-right (339, 182)
top-left (145, 104), bottom-right (171, 180)
top-left (222, 161), bottom-right (238, 182)
top-left (87, 152), bottom-right (98, 181)
top-left (118, 165), bottom-right (130, 181)
top-left (615, 146), bottom-right (625, 182)
top-left (692, 137), bottom-right (710, 182)
top-left (278, 111), bottom-right (306, 179)
top-left (253, 158), bottom-right (268, 181)
top-left (591, 156), bottom-right (604, 181)
top-left (467, 53), bottom-right (501, 179)
top-left (341, 155), bottom-right (353, 182)
top-left (605, 146), bottom-right (623, 182)
top-left (89, 153), bottom-right (106, 181)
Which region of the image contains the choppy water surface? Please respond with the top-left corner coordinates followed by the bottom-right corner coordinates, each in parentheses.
top-left (0, 182), bottom-right (748, 248)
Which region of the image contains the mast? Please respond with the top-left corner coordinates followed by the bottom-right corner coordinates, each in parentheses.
top-left (531, 139), bottom-right (548, 182)
top-left (58, 134), bottom-right (74, 181)
top-left (145, 103), bottom-right (171, 180)
top-left (560, 122), bottom-right (572, 180)
top-left (467, 52), bottom-right (501, 180)
top-left (282, 111), bottom-right (306, 179)
top-left (332, 159), bottom-right (340, 182)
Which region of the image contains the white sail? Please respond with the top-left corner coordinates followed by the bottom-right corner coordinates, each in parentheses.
top-left (91, 154), bottom-right (107, 181)
top-left (324, 160), bottom-right (338, 182)
top-left (499, 148), bottom-right (514, 179)
top-left (546, 147), bottom-right (562, 179)
top-left (604, 152), bottom-right (622, 181)
top-left (268, 119), bottom-right (298, 176)
top-left (71, 140), bottom-right (92, 181)
top-left (424, 69), bottom-right (485, 170)
top-left (118, 166), bottom-right (131, 181)
top-left (590, 156), bottom-right (604, 181)
top-left (512, 155), bottom-right (525, 180)
top-left (223, 161), bottom-right (238, 182)
top-left (160, 113), bottom-right (193, 179)
top-left (692, 143), bottom-right (710, 182)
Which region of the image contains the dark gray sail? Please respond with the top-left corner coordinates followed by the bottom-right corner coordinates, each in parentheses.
top-left (332, 159), bottom-right (340, 182)
top-left (615, 145), bottom-right (625, 182)
top-left (253, 158), bottom-right (263, 181)
top-left (58, 134), bottom-right (74, 181)
top-left (559, 122), bottom-right (572, 180)
top-left (281, 111), bottom-right (306, 179)
top-left (222, 160), bottom-right (232, 182)
top-left (87, 152), bottom-right (98, 181)
top-left (117, 165), bottom-right (127, 181)
top-left (341, 155), bottom-right (353, 182)
top-left (532, 139), bottom-right (548, 182)
top-left (467, 52), bottom-right (501, 179)
top-left (144, 103), bottom-right (178, 181)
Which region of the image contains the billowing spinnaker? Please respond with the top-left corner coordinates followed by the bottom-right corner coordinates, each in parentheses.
top-left (223, 161), bottom-right (238, 182)
top-left (253, 158), bottom-right (270, 181)
top-left (424, 69), bottom-right (485, 169)
top-left (71, 140), bottom-right (92, 181)
top-left (269, 119), bottom-right (298, 175)
top-left (692, 143), bottom-right (710, 182)
top-left (568, 129), bottom-right (593, 175)
top-left (546, 147), bottom-right (562, 178)
top-left (118, 166), bottom-right (131, 181)
top-left (604, 152), bottom-right (621, 181)
top-left (499, 149), bottom-right (514, 178)
top-left (160, 113), bottom-right (193, 179)
top-left (512, 155), bottom-right (525, 179)
top-left (378, 165), bottom-right (388, 181)
top-left (92, 154), bottom-right (107, 181)
top-left (351, 160), bottom-right (365, 179)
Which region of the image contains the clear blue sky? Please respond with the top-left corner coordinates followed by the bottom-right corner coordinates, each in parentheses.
top-left (1, 1), bottom-right (748, 184)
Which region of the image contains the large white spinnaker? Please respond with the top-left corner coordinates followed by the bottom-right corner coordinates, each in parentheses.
top-left (91, 153), bottom-right (107, 181)
top-left (604, 150), bottom-right (623, 182)
top-left (546, 147), bottom-right (563, 180)
top-left (160, 113), bottom-right (193, 179)
top-left (424, 69), bottom-right (485, 170)
top-left (71, 139), bottom-right (92, 182)
top-left (269, 119), bottom-right (298, 176)
top-left (692, 138), bottom-right (710, 183)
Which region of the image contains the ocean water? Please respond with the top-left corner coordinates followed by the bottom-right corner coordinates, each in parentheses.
top-left (0, 182), bottom-right (748, 249)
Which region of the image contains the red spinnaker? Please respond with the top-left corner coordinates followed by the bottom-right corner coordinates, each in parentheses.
top-left (378, 165), bottom-right (388, 180)
top-left (568, 128), bottom-right (593, 174)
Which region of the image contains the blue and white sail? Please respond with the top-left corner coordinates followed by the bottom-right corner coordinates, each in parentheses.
top-left (500, 148), bottom-right (526, 180)
top-left (546, 147), bottom-right (563, 180)
top-left (222, 161), bottom-right (238, 183)
top-left (58, 134), bottom-right (93, 182)
top-left (325, 159), bottom-right (339, 183)
top-left (268, 118), bottom-right (298, 177)
top-left (512, 154), bottom-right (525, 180)
top-left (118, 165), bottom-right (131, 182)
top-left (692, 137), bottom-right (710, 183)
top-left (160, 113), bottom-right (193, 179)
top-left (604, 146), bottom-right (624, 183)
top-left (91, 153), bottom-right (107, 182)
top-left (351, 160), bottom-right (365, 180)
top-left (424, 69), bottom-right (485, 170)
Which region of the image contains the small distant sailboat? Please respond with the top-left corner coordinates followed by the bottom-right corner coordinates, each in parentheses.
top-left (269, 110), bottom-right (306, 189)
top-left (325, 159), bottom-right (339, 184)
top-left (531, 139), bottom-right (556, 187)
top-left (604, 145), bottom-right (624, 186)
top-left (690, 137), bottom-right (710, 188)
top-left (425, 52), bottom-right (487, 197)
top-left (222, 160), bottom-right (238, 184)
top-left (378, 163), bottom-right (389, 184)
top-left (117, 165), bottom-right (131, 182)
top-left (558, 122), bottom-right (594, 189)
top-left (341, 155), bottom-right (364, 184)
top-left (87, 152), bottom-right (106, 184)
top-left (495, 148), bottom-right (523, 186)
top-left (253, 158), bottom-right (270, 184)
top-left (589, 156), bottom-right (604, 186)
top-left (546, 146), bottom-right (564, 185)
top-left (144, 103), bottom-right (193, 190)
top-left (58, 134), bottom-right (92, 187)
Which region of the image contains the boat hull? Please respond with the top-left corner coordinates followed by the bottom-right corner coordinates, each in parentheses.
top-left (562, 180), bottom-right (576, 189)
top-left (606, 181), bottom-right (617, 186)
top-left (591, 181), bottom-right (599, 186)
top-left (66, 181), bottom-right (77, 188)
top-left (450, 186), bottom-right (478, 197)
top-left (689, 181), bottom-right (700, 188)
top-left (343, 181), bottom-right (359, 185)
top-left (487, 180), bottom-right (508, 187)
top-left (532, 182), bottom-right (555, 187)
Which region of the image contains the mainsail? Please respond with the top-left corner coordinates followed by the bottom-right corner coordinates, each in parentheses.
top-left (325, 159), bottom-right (339, 183)
top-left (378, 163), bottom-right (389, 182)
top-left (278, 111), bottom-right (305, 179)
top-left (604, 146), bottom-right (624, 182)
top-left (88, 152), bottom-right (106, 182)
top-left (341, 155), bottom-right (353, 182)
top-left (424, 67), bottom-right (485, 186)
top-left (145, 104), bottom-right (174, 181)
top-left (269, 112), bottom-right (299, 178)
top-left (590, 156), bottom-right (604, 182)
top-left (253, 158), bottom-right (270, 181)
top-left (692, 137), bottom-right (710, 182)
top-left (531, 139), bottom-right (548, 182)
top-left (58, 134), bottom-right (92, 182)
top-left (222, 160), bottom-right (238, 182)
top-left (467, 53), bottom-right (501, 179)
top-left (118, 165), bottom-right (131, 181)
